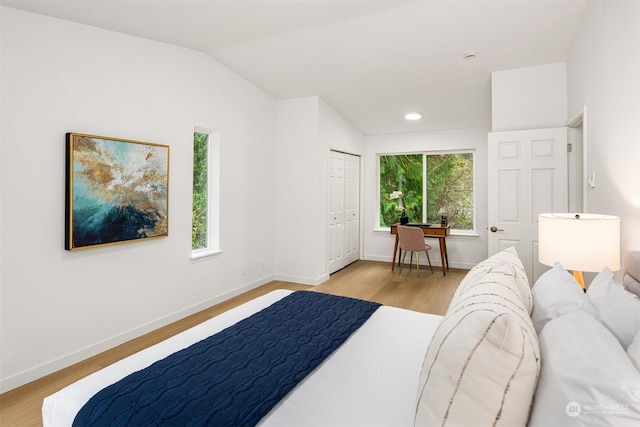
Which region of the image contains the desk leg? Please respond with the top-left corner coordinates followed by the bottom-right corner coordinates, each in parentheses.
top-left (442, 236), bottom-right (449, 270)
top-left (439, 237), bottom-right (447, 276)
top-left (391, 235), bottom-right (399, 271)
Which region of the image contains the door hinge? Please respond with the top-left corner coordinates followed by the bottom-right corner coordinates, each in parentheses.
top-left (567, 143), bottom-right (573, 152)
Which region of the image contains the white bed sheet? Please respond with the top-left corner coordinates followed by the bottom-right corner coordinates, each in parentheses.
top-left (42, 290), bottom-right (443, 427)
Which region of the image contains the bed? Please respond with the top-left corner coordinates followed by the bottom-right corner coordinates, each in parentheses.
top-left (43, 248), bottom-right (640, 426)
top-left (43, 290), bottom-right (442, 426)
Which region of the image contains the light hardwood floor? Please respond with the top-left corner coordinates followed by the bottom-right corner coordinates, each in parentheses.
top-left (0, 260), bottom-right (466, 426)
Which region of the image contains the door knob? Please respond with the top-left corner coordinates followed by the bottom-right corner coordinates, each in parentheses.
top-left (490, 226), bottom-right (504, 232)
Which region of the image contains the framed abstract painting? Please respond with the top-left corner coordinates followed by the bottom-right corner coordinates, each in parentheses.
top-left (65, 133), bottom-right (170, 250)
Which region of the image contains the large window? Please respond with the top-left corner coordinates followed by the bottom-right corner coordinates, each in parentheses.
top-left (192, 128), bottom-right (220, 257)
top-left (379, 151), bottom-right (474, 231)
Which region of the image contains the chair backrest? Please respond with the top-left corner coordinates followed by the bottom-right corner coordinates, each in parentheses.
top-left (397, 226), bottom-right (428, 252)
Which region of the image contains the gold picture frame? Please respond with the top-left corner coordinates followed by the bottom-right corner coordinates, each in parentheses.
top-left (65, 133), bottom-right (170, 250)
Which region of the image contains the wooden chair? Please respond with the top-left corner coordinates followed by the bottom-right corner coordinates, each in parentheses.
top-left (397, 225), bottom-right (433, 276)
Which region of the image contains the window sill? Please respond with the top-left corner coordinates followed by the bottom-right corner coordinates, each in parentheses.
top-left (190, 248), bottom-right (223, 262)
top-left (450, 230), bottom-right (480, 238)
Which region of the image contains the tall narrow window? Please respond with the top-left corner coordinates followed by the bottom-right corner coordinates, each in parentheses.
top-left (192, 128), bottom-right (220, 257)
top-left (192, 132), bottom-right (208, 250)
top-left (379, 151), bottom-right (474, 231)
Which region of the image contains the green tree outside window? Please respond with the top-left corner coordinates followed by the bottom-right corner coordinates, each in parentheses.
top-left (380, 154), bottom-right (423, 227)
top-left (379, 152), bottom-right (474, 230)
top-left (192, 132), bottom-right (208, 249)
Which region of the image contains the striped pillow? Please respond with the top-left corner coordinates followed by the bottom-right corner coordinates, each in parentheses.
top-left (415, 265), bottom-right (540, 427)
top-left (454, 247), bottom-right (532, 314)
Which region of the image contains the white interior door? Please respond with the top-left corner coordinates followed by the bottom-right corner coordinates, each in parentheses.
top-left (488, 128), bottom-right (568, 284)
top-left (328, 151), bottom-right (360, 274)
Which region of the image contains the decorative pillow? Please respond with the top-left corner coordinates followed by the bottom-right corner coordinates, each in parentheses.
top-left (455, 247), bottom-right (532, 313)
top-left (531, 262), bottom-right (598, 334)
top-left (416, 264), bottom-right (539, 427)
top-left (447, 264), bottom-right (532, 319)
top-left (529, 311), bottom-right (640, 427)
top-left (588, 267), bottom-right (640, 349)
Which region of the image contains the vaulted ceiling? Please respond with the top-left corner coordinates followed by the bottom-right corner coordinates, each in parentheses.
top-left (1, 0), bottom-right (588, 135)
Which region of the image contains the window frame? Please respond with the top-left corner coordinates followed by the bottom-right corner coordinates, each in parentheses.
top-left (191, 127), bottom-right (221, 260)
top-left (376, 149), bottom-right (477, 235)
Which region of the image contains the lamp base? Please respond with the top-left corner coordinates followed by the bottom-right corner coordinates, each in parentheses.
top-left (573, 270), bottom-right (586, 292)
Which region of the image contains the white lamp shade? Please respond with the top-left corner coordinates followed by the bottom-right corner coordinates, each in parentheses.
top-left (538, 213), bottom-right (620, 272)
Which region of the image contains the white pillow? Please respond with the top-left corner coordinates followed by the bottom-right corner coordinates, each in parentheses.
top-left (455, 247), bottom-right (532, 313)
top-left (629, 331), bottom-right (640, 372)
top-left (416, 267), bottom-right (539, 427)
top-left (449, 264), bottom-right (531, 317)
top-left (588, 267), bottom-right (640, 349)
top-left (529, 311), bottom-right (640, 427)
top-left (531, 262), bottom-right (598, 334)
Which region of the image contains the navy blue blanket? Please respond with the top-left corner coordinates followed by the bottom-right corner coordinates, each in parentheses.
top-left (73, 291), bottom-right (380, 427)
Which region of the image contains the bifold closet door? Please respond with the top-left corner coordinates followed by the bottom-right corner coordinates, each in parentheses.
top-left (328, 151), bottom-right (360, 274)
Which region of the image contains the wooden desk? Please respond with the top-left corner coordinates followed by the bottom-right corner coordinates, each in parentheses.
top-left (390, 223), bottom-right (451, 275)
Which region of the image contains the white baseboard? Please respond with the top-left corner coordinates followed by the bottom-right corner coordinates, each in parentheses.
top-left (362, 254), bottom-right (474, 271)
top-left (274, 273), bottom-right (329, 286)
top-left (0, 275), bottom-right (275, 394)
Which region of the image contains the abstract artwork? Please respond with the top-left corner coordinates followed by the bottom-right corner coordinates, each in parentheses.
top-left (65, 133), bottom-right (169, 250)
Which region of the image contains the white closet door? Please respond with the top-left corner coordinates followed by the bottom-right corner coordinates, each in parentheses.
top-left (488, 128), bottom-right (568, 284)
top-left (343, 154), bottom-right (360, 266)
top-left (328, 151), bottom-right (360, 274)
top-left (328, 151), bottom-right (345, 272)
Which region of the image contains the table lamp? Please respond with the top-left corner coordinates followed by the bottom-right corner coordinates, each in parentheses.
top-left (538, 213), bottom-right (620, 290)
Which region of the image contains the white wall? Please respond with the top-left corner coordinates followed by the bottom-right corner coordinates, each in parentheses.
top-left (363, 127), bottom-right (490, 269)
top-left (319, 98), bottom-right (364, 156)
top-left (492, 63), bottom-right (568, 131)
top-left (274, 96), bottom-right (364, 285)
top-left (0, 7), bottom-right (278, 392)
top-left (566, 0), bottom-right (640, 253)
top-left (274, 97), bottom-right (323, 284)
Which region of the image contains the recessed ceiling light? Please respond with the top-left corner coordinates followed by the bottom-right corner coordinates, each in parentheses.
top-left (404, 112), bottom-right (422, 121)
top-left (463, 51), bottom-right (477, 61)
